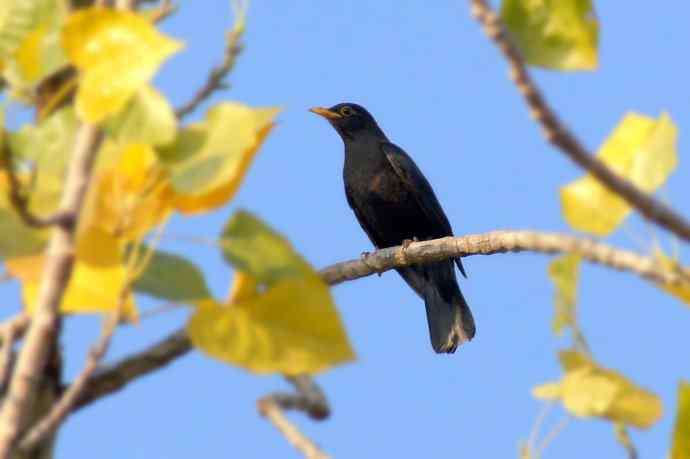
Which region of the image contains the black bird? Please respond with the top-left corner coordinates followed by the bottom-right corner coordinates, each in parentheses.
top-left (310, 103), bottom-right (475, 353)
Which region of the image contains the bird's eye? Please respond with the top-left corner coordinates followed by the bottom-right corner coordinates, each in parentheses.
top-left (340, 106), bottom-right (354, 117)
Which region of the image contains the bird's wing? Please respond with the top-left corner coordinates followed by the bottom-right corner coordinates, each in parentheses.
top-left (345, 183), bottom-right (384, 248)
top-left (380, 142), bottom-right (467, 278)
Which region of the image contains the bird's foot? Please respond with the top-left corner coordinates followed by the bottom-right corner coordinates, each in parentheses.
top-left (399, 237), bottom-right (418, 263)
top-left (360, 251), bottom-right (381, 276)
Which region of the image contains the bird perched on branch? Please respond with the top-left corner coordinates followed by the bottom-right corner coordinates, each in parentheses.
top-left (310, 103), bottom-right (475, 353)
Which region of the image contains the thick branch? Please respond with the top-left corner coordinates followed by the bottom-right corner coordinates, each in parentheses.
top-left (72, 231), bottom-right (689, 412)
top-left (18, 314), bottom-right (118, 451)
top-left (469, 0), bottom-right (690, 243)
top-left (0, 315), bottom-right (29, 392)
top-left (73, 329), bottom-right (191, 411)
top-left (0, 124), bottom-right (103, 458)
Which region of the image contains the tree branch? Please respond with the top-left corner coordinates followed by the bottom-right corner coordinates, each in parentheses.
top-left (174, 12), bottom-right (244, 119)
top-left (0, 123), bottom-right (103, 459)
top-left (468, 0), bottom-right (690, 243)
top-left (262, 375), bottom-right (330, 421)
top-left (70, 230), bottom-right (690, 413)
top-left (257, 396), bottom-right (330, 459)
top-left (320, 231), bottom-right (690, 287)
top-left (256, 374), bottom-right (332, 456)
top-left (18, 314), bottom-right (118, 452)
top-left (72, 329), bottom-right (191, 411)
top-left (0, 315), bottom-right (29, 393)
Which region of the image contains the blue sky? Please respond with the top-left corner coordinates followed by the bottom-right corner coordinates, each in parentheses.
top-left (3, 1), bottom-right (690, 458)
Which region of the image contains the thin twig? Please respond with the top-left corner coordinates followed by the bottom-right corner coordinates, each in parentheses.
top-left (18, 313), bottom-right (119, 451)
top-left (1, 142), bottom-right (73, 228)
top-left (174, 3), bottom-right (245, 119)
top-left (614, 423), bottom-right (638, 459)
top-left (0, 315), bottom-right (30, 391)
top-left (73, 230), bottom-right (690, 411)
top-left (0, 123), bottom-right (103, 459)
top-left (263, 375), bottom-right (331, 421)
top-left (535, 416), bottom-right (570, 458)
top-left (150, 0), bottom-right (175, 23)
top-left (469, 0), bottom-right (690, 243)
top-left (257, 398), bottom-right (330, 459)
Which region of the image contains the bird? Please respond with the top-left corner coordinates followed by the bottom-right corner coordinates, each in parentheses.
top-left (310, 102), bottom-right (475, 353)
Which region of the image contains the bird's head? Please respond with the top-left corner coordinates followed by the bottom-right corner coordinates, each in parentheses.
top-left (309, 103), bottom-right (385, 140)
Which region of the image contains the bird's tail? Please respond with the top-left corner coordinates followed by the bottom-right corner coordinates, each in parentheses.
top-left (424, 281), bottom-right (475, 354)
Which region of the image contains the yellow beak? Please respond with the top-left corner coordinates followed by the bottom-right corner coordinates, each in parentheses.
top-left (309, 107), bottom-right (342, 120)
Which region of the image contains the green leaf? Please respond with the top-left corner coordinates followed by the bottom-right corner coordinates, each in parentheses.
top-left (0, 0), bottom-right (68, 97)
top-left (561, 112), bottom-right (678, 236)
top-left (548, 254), bottom-right (580, 335)
top-left (0, 207), bottom-right (47, 258)
top-left (134, 249), bottom-right (211, 304)
top-left (0, 107), bottom-right (78, 258)
top-left (7, 106), bottom-right (79, 215)
top-left (671, 381), bottom-right (690, 459)
top-left (104, 85), bottom-right (177, 146)
top-left (219, 210), bottom-right (312, 285)
top-left (501, 0), bottom-right (598, 71)
top-left (157, 102), bottom-right (279, 214)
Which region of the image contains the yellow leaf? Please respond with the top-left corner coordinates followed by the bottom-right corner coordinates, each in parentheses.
top-left (653, 249), bottom-right (690, 307)
top-left (158, 104), bottom-right (280, 214)
top-left (188, 276), bottom-right (355, 375)
top-left (14, 22), bottom-right (67, 84)
top-left (227, 270), bottom-right (258, 303)
top-left (6, 227), bottom-right (138, 320)
top-left (81, 143), bottom-right (173, 240)
top-left (63, 7), bottom-right (183, 122)
top-left (188, 211), bottom-right (355, 374)
top-left (532, 351), bottom-right (663, 428)
top-left (548, 254), bottom-right (580, 335)
top-left (561, 112), bottom-right (678, 235)
top-left (531, 381), bottom-right (562, 400)
top-left (671, 381), bottom-right (690, 459)
top-left (15, 24), bottom-right (48, 83)
top-left (501, 0), bottom-right (598, 71)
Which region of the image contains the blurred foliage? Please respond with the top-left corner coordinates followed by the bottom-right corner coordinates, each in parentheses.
top-left (0, 0), bottom-right (352, 376)
top-left (501, 0), bottom-right (598, 70)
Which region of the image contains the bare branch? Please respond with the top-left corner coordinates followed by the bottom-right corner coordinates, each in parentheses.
top-left (73, 329), bottom-right (191, 411)
top-left (174, 17), bottom-right (244, 119)
top-left (0, 315), bottom-right (29, 392)
top-left (320, 231), bottom-right (690, 287)
top-left (258, 397), bottom-right (330, 459)
top-left (69, 230), bottom-right (690, 413)
top-left (0, 123), bottom-right (103, 459)
top-left (468, 0), bottom-right (690, 243)
top-left (150, 0), bottom-right (175, 23)
top-left (1, 142), bottom-right (73, 228)
top-left (18, 314), bottom-right (118, 452)
top-left (262, 375), bottom-right (330, 421)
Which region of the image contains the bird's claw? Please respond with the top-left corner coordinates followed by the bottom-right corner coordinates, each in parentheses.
top-left (399, 237), bottom-right (420, 263)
